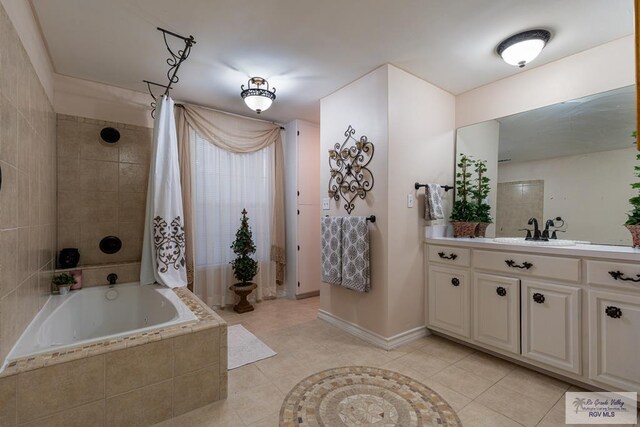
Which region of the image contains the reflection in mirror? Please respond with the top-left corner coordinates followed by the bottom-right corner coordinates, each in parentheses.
top-left (456, 85), bottom-right (636, 246)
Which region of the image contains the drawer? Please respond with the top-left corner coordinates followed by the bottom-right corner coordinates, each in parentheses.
top-left (427, 245), bottom-right (470, 267)
top-left (473, 250), bottom-right (580, 282)
top-left (587, 260), bottom-right (640, 291)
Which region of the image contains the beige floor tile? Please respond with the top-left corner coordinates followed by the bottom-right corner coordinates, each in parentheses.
top-left (228, 383), bottom-right (285, 426)
top-left (418, 377), bottom-right (472, 412)
top-left (454, 351), bottom-right (516, 382)
top-left (475, 384), bottom-right (557, 427)
top-left (537, 395), bottom-right (639, 427)
top-left (247, 411), bottom-right (279, 427)
top-left (156, 400), bottom-right (244, 427)
top-left (228, 364), bottom-right (270, 396)
top-left (394, 348), bottom-right (452, 376)
top-left (497, 367), bottom-right (570, 407)
top-left (431, 365), bottom-right (494, 399)
top-left (457, 402), bottom-right (524, 427)
top-left (420, 335), bottom-right (475, 362)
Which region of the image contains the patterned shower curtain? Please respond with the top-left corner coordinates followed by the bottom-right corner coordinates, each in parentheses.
top-left (140, 95), bottom-right (188, 288)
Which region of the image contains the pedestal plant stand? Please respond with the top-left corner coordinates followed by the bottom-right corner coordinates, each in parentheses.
top-left (230, 209), bottom-right (259, 313)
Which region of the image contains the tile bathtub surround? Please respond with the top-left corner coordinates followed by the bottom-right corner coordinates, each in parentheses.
top-left (0, 4), bottom-right (57, 365)
top-left (0, 290), bottom-right (227, 426)
top-left (56, 114), bottom-right (152, 267)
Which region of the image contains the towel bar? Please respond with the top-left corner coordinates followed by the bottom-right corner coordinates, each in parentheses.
top-left (414, 182), bottom-right (453, 192)
top-left (323, 215), bottom-right (376, 223)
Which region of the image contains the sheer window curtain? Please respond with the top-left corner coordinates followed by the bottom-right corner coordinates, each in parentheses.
top-left (192, 130), bottom-right (276, 307)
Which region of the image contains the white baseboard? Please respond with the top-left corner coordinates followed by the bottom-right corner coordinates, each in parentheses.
top-left (318, 309), bottom-right (428, 351)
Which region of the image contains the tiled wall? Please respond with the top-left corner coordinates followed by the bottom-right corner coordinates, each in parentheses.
top-left (56, 114), bottom-right (151, 267)
top-left (495, 180), bottom-right (544, 237)
top-left (0, 6), bottom-right (57, 363)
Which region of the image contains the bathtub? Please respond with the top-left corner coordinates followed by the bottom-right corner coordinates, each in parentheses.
top-left (6, 282), bottom-right (198, 362)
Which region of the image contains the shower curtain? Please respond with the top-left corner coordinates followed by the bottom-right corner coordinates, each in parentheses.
top-left (140, 95), bottom-right (188, 288)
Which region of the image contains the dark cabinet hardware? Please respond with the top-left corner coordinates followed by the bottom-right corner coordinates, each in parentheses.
top-left (297, 191), bottom-right (299, 196)
top-left (496, 286), bottom-right (507, 296)
top-left (451, 278), bottom-right (460, 287)
top-left (414, 182), bottom-right (453, 192)
top-left (608, 270), bottom-right (640, 283)
top-left (605, 306), bottom-right (622, 319)
top-left (297, 209), bottom-right (300, 215)
top-left (438, 252), bottom-right (458, 260)
top-left (297, 245), bottom-right (300, 251)
top-left (505, 259), bottom-right (533, 269)
top-left (532, 293), bottom-right (545, 304)
top-left (297, 281), bottom-right (300, 288)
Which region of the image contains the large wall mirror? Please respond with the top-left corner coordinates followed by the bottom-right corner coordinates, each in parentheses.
top-left (456, 85), bottom-right (636, 246)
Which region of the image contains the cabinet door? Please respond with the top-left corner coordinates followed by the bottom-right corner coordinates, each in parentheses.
top-left (296, 122), bottom-right (320, 205)
top-left (473, 273), bottom-right (520, 354)
top-left (297, 204), bottom-right (321, 295)
top-left (589, 290), bottom-right (640, 392)
top-left (428, 266), bottom-right (470, 338)
top-left (521, 280), bottom-right (581, 374)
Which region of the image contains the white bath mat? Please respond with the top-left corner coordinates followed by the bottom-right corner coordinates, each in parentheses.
top-left (227, 324), bottom-right (277, 370)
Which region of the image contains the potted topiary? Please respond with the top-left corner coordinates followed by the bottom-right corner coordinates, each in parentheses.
top-left (450, 153), bottom-right (478, 237)
top-left (229, 209), bottom-right (259, 313)
top-left (472, 158), bottom-right (493, 237)
top-left (625, 132), bottom-right (640, 247)
top-left (52, 273), bottom-right (76, 295)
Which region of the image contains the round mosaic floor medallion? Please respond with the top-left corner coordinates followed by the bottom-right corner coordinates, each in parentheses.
top-left (279, 366), bottom-right (462, 427)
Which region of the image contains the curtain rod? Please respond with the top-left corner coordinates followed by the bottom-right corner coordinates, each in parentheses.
top-left (175, 102), bottom-right (285, 130)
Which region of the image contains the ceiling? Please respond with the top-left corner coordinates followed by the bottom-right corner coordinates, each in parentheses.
top-left (496, 85), bottom-right (636, 163)
top-left (31, 0), bottom-right (634, 124)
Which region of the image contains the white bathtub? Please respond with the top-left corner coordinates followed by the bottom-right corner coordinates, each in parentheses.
top-left (6, 283), bottom-right (198, 363)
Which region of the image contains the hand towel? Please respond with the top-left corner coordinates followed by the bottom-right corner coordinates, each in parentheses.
top-left (341, 216), bottom-right (370, 292)
top-left (321, 216), bottom-right (342, 285)
top-left (424, 184), bottom-right (444, 221)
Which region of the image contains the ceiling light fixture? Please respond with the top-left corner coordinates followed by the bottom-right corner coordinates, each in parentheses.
top-left (497, 29), bottom-right (551, 68)
top-left (240, 77), bottom-right (276, 114)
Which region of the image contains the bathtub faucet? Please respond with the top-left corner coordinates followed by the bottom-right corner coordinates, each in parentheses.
top-left (107, 273), bottom-right (118, 288)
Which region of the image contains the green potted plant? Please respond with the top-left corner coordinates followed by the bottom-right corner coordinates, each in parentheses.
top-left (625, 131), bottom-right (640, 247)
top-left (450, 153), bottom-right (478, 237)
top-left (472, 158), bottom-right (493, 237)
top-left (229, 209), bottom-right (259, 313)
top-left (52, 273), bottom-right (76, 295)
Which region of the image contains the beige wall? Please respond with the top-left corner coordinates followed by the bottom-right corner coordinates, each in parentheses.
top-left (455, 35), bottom-right (635, 128)
top-left (320, 65), bottom-right (391, 336)
top-left (0, 4), bottom-right (57, 362)
top-left (498, 147), bottom-right (637, 245)
top-left (320, 65), bottom-right (456, 338)
top-left (56, 114), bottom-right (151, 268)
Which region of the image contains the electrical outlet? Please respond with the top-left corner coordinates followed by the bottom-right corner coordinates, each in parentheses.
top-left (322, 198), bottom-right (330, 210)
top-left (407, 194), bottom-right (414, 208)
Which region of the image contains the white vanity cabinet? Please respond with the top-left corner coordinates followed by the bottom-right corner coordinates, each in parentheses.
top-left (521, 280), bottom-right (581, 374)
top-left (472, 273), bottom-right (520, 354)
top-left (425, 237), bottom-right (640, 393)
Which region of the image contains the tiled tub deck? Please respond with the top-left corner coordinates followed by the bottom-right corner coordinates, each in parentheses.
top-left (0, 288), bottom-right (227, 426)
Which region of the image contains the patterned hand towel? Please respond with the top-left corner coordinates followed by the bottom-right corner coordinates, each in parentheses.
top-left (424, 184), bottom-right (444, 221)
top-left (321, 216), bottom-right (343, 285)
top-left (341, 216), bottom-right (370, 292)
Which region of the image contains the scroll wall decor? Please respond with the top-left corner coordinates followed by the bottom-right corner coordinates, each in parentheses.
top-left (328, 125), bottom-right (375, 214)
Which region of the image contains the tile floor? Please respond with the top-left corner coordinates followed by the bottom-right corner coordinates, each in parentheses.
top-left (154, 296), bottom-right (633, 427)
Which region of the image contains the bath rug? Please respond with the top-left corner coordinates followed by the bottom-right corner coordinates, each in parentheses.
top-left (227, 324), bottom-right (277, 370)
top-left (280, 366), bottom-right (462, 427)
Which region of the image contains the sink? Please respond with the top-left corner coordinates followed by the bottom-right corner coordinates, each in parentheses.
top-left (493, 237), bottom-right (578, 246)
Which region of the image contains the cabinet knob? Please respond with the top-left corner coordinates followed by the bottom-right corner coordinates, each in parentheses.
top-left (438, 252), bottom-right (458, 260)
top-left (496, 286), bottom-right (507, 297)
top-left (451, 278), bottom-right (460, 287)
top-left (605, 306), bottom-right (622, 319)
top-left (532, 293), bottom-right (545, 304)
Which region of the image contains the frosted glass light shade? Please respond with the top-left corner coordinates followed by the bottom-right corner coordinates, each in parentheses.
top-left (497, 30), bottom-right (551, 68)
top-left (244, 95), bottom-right (273, 113)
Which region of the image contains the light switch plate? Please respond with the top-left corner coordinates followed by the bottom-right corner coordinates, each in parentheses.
top-left (407, 194), bottom-right (414, 208)
top-left (322, 198), bottom-right (330, 210)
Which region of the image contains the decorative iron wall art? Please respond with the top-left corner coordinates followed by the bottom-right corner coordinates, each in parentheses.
top-left (328, 125), bottom-right (375, 214)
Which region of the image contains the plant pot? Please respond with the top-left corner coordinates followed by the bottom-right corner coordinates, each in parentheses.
top-left (475, 222), bottom-right (491, 237)
top-left (626, 225), bottom-right (640, 248)
top-left (229, 282), bottom-right (257, 313)
top-left (58, 285), bottom-right (71, 295)
top-left (451, 221), bottom-right (479, 238)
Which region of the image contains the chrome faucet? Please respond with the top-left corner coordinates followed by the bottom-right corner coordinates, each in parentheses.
top-left (107, 273), bottom-right (118, 288)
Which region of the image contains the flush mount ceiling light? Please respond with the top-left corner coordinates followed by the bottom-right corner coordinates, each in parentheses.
top-left (240, 77), bottom-right (276, 114)
top-left (497, 29), bottom-right (551, 68)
